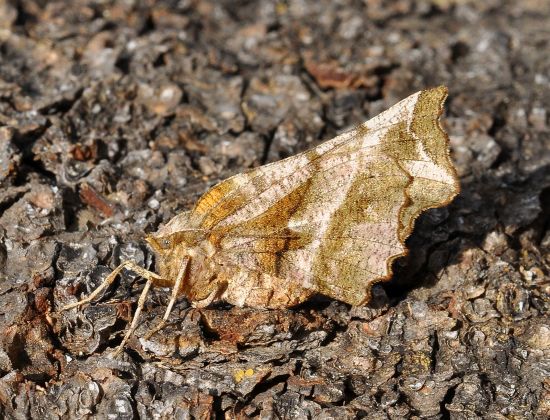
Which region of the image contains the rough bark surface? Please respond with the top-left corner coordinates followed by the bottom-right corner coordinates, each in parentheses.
top-left (0, 0), bottom-right (549, 418)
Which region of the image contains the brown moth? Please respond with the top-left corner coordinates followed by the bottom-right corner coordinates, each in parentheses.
top-left (60, 86), bottom-right (459, 355)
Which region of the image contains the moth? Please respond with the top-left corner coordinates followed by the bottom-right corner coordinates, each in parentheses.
top-left (60, 86), bottom-right (459, 355)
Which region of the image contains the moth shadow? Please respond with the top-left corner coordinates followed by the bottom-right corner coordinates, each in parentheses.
top-left (381, 164), bottom-right (549, 304)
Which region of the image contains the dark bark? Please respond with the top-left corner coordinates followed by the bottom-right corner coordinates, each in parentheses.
top-left (0, 0), bottom-right (548, 418)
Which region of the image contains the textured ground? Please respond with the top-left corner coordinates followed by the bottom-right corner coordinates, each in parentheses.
top-left (0, 0), bottom-right (549, 418)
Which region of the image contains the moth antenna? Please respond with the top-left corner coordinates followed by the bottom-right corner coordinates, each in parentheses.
top-left (143, 257), bottom-right (189, 340)
top-left (111, 278), bottom-right (153, 357)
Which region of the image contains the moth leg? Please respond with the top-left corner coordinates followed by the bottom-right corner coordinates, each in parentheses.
top-left (111, 279), bottom-right (153, 357)
top-left (191, 288), bottom-right (218, 308)
top-left (59, 261), bottom-right (162, 312)
top-left (143, 258), bottom-right (189, 340)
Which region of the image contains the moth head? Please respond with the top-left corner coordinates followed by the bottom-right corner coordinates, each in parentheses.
top-left (145, 211), bottom-right (194, 255)
top-left (145, 235), bottom-right (174, 253)
top-left (146, 212), bottom-right (210, 280)
top-left (145, 230), bottom-right (203, 253)
top-left (145, 229), bottom-right (208, 278)
top-left (144, 233), bottom-right (188, 281)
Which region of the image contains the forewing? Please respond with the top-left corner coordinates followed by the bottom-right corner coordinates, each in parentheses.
top-left (188, 86), bottom-right (459, 306)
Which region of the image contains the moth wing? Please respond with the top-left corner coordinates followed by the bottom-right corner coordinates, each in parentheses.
top-left (189, 86), bottom-right (459, 306)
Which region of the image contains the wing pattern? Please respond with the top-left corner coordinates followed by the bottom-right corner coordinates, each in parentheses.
top-left (184, 87), bottom-right (459, 307)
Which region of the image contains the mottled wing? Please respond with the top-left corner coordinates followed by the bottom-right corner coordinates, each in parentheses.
top-left (188, 86), bottom-right (459, 306)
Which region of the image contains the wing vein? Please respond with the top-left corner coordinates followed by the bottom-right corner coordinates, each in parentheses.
top-left (194, 114), bottom-right (449, 228)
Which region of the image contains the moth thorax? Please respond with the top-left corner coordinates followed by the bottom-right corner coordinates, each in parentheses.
top-left (187, 247), bottom-right (200, 258)
top-left (183, 240), bottom-right (215, 262)
top-left (200, 240), bottom-right (216, 257)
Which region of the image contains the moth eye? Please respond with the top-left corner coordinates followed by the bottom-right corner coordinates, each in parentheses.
top-left (161, 238), bottom-right (171, 248)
